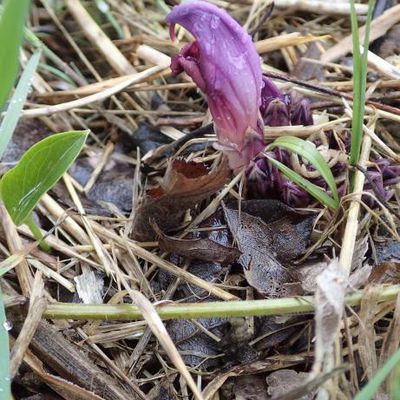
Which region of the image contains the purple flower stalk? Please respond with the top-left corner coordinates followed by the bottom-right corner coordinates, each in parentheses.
top-left (167, 0), bottom-right (265, 170)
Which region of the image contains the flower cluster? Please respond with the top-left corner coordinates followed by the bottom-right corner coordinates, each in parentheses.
top-left (167, 0), bottom-right (400, 207)
top-left (167, 0), bottom-right (265, 171)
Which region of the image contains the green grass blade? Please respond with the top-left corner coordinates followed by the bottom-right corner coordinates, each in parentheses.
top-left (0, 287), bottom-right (10, 399)
top-left (0, 0), bottom-right (31, 110)
top-left (349, 0), bottom-right (376, 166)
top-left (349, 0), bottom-right (362, 166)
top-left (354, 347), bottom-right (400, 400)
top-left (24, 28), bottom-right (82, 87)
top-left (267, 136), bottom-right (339, 202)
top-left (265, 156), bottom-right (338, 210)
top-left (38, 62), bottom-right (75, 85)
top-left (94, 0), bottom-right (124, 39)
top-left (0, 130), bottom-right (88, 226)
top-left (0, 51), bottom-right (41, 160)
top-left (392, 363), bottom-right (400, 400)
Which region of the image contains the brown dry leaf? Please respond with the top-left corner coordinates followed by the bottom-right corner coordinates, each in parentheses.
top-left (370, 261), bottom-right (400, 285)
top-left (233, 375), bottom-right (268, 400)
top-left (380, 294), bottom-right (400, 368)
top-left (228, 199), bottom-right (314, 262)
top-left (358, 286), bottom-right (380, 383)
top-left (267, 369), bottom-right (314, 400)
top-left (369, 241), bottom-right (400, 284)
top-left (292, 42), bottom-right (324, 81)
top-left (375, 241), bottom-right (400, 264)
top-left (223, 206), bottom-right (303, 297)
top-left (152, 221), bottom-right (240, 264)
top-left (132, 158), bottom-right (229, 241)
top-left (312, 259), bottom-right (346, 374)
top-left (347, 237), bottom-right (370, 288)
top-left (300, 238), bottom-right (370, 293)
top-left (267, 367), bottom-right (345, 400)
top-left (202, 359), bottom-right (300, 400)
top-left (297, 259), bottom-right (330, 293)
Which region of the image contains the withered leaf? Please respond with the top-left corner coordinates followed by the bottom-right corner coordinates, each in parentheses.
top-left (152, 221), bottom-right (240, 264)
top-left (267, 369), bottom-right (314, 400)
top-left (368, 261), bottom-right (400, 284)
top-left (313, 259), bottom-right (346, 374)
top-left (233, 375), bottom-right (268, 400)
top-left (228, 199), bottom-right (315, 262)
top-left (132, 158), bottom-right (229, 241)
top-left (223, 206), bottom-right (301, 297)
top-left (267, 367), bottom-right (345, 400)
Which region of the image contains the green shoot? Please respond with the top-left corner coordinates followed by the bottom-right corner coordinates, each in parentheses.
top-left (349, 0), bottom-right (376, 167)
top-left (0, 0), bottom-right (31, 109)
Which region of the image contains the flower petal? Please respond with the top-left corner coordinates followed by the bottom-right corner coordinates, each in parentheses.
top-left (167, 0), bottom-right (264, 169)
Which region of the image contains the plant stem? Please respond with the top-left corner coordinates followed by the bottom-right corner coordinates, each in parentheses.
top-left (0, 286), bottom-right (10, 399)
top-left (25, 214), bottom-right (51, 252)
top-left (44, 285), bottom-right (400, 321)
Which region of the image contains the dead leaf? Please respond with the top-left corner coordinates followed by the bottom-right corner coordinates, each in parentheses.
top-left (375, 241), bottom-right (400, 264)
top-left (228, 199), bottom-right (315, 262)
top-left (312, 260), bottom-right (346, 374)
top-left (132, 158), bottom-right (229, 241)
top-left (233, 375), bottom-right (268, 400)
top-left (292, 42), bottom-right (324, 81)
top-left (297, 259), bottom-right (330, 293)
top-left (368, 261), bottom-right (400, 284)
top-left (358, 285), bottom-right (380, 382)
top-left (267, 367), bottom-right (345, 400)
top-left (223, 206), bottom-right (302, 297)
top-left (351, 236), bottom-right (369, 272)
top-left (167, 318), bottom-right (225, 368)
top-left (202, 359), bottom-right (301, 400)
top-left (267, 369), bottom-right (314, 400)
top-left (380, 294), bottom-right (400, 367)
top-left (299, 238), bottom-right (369, 293)
top-left (152, 221), bottom-right (240, 264)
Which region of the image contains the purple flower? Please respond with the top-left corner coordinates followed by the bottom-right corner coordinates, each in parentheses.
top-left (263, 98), bottom-right (290, 127)
top-left (259, 82), bottom-right (313, 127)
top-left (363, 158), bottom-right (400, 204)
top-left (289, 91), bottom-right (313, 126)
top-left (167, 0), bottom-right (265, 170)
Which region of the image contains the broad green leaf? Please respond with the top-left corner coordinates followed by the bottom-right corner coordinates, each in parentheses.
top-left (267, 136), bottom-right (339, 202)
top-left (0, 130), bottom-right (88, 225)
top-left (0, 51), bottom-right (41, 159)
top-left (0, 0), bottom-right (31, 109)
top-left (0, 287), bottom-right (10, 399)
top-left (354, 347), bottom-right (400, 400)
top-left (266, 156), bottom-right (339, 210)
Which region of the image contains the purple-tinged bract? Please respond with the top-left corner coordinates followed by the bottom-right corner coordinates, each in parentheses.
top-left (167, 0), bottom-right (265, 170)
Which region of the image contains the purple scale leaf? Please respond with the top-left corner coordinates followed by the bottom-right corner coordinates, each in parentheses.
top-left (289, 95), bottom-right (314, 126)
top-left (263, 98), bottom-right (291, 127)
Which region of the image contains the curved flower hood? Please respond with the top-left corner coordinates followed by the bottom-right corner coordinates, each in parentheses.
top-left (167, 0), bottom-right (265, 170)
